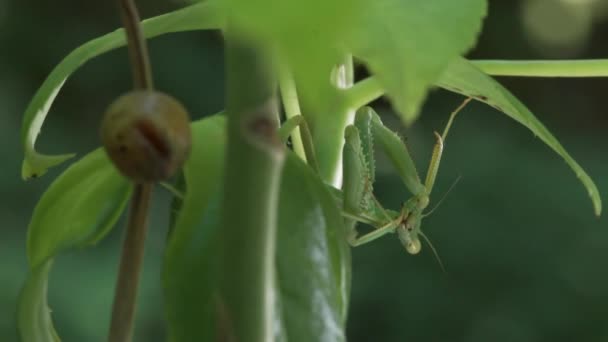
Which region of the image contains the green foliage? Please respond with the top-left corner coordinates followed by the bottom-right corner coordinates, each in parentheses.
top-left (438, 58), bottom-right (602, 216)
top-left (222, 0), bottom-right (360, 116)
top-left (349, 0), bottom-right (487, 123)
top-left (17, 261), bottom-right (59, 342)
top-left (27, 149), bottom-right (132, 266)
top-left (13, 0), bottom-right (605, 340)
top-left (163, 116), bottom-right (226, 341)
top-left (164, 115), bottom-right (350, 340)
top-left (277, 153), bottom-right (351, 341)
top-left (19, 2), bottom-right (223, 179)
top-left (18, 149), bottom-right (132, 341)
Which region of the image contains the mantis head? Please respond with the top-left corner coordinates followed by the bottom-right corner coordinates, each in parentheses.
top-left (397, 195), bottom-right (446, 272)
top-left (397, 198), bottom-right (425, 255)
top-left (398, 224), bottom-right (422, 254)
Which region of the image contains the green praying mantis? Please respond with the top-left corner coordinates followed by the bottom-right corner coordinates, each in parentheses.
top-left (279, 98), bottom-right (471, 266)
top-left (163, 99), bottom-right (469, 264)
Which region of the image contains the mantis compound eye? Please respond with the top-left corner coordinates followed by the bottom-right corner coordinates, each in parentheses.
top-left (405, 238), bottom-right (421, 254)
top-left (417, 195), bottom-right (430, 210)
top-left (100, 90), bottom-right (192, 183)
top-left (397, 225), bottom-right (422, 255)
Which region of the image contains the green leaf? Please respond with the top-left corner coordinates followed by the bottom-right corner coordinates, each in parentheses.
top-left (163, 115), bottom-right (226, 342)
top-left (19, 148), bottom-right (132, 341)
top-left (27, 148), bottom-right (132, 267)
top-left (349, 0), bottom-right (487, 124)
top-left (222, 0), bottom-right (365, 118)
top-left (437, 57), bottom-right (602, 216)
top-left (277, 153), bottom-right (351, 341)
top-left (223, 0), bottom-right (354, 41)
top-left (20, 2), bottom-right (223, 179)
top-left (164, 115), bottom-right (350, 340)
top-left (17, 261), bottom-right (60, 342)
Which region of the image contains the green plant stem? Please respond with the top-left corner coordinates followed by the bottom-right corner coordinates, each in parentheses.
top-left (108, 0), bottom-right (154, 341)
top-left (342, 77), bottom-right (384, 111)
top-left (278, 63), bottom-right (307, 161)
top-left (219, 31), bottom-right (284, 341)
top-left (314, 55), bottom-right (355, 187)
top-left (472, 59), bottom-right (608, 77)
top-left (341, 59), bottom-right (608, 116)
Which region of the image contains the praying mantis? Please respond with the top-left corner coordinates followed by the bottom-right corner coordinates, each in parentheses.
top-left (163, 99), bottom-right (469, 262)
top-left (280, 98), bottom-right (471, 266)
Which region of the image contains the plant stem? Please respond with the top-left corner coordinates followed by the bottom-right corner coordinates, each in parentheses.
top-left (109, 0), bottom-right (154, 341)
top-left (472, 59), bottom-right (608, 77)
top-left (314, 55), bottom-right (355, 187)
top-left (219, 31), bottom-right (284, 341)
top-left (340, 59), bottom-right (608, 116)
top-left (278, 63), bottom-right (307, 161)
top-left (342, 76), bottom-right (384, 111)
top-left (117, 0), bottom-right (153, 89)
top-left (108, 183), bottom-right (153, 342)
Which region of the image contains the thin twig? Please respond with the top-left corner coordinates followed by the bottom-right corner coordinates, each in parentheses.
top-left (108, 0), bottom-right (155, 340)
top-left (108, 184), bottom-right (153, 342)
top-left (117, 0), bottom-right (153, 90)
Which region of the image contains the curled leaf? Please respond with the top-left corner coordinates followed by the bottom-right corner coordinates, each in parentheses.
top-left (19, 148), bottom-right (132, 341)
top-left (27, 148), bottom-right (132, 267)
top-left (438, 57), bottom-right (601, 216)
top-left (21, 2), bottom-right (223, 179)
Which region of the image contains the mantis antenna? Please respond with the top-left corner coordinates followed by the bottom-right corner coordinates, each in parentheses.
top-left (419, 231), bottom-right (446, 273)
top-left (422, 175), bottom-right (461, 218)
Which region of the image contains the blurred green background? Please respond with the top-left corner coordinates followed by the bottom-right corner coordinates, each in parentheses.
top-left (1, 0), bottom-right (607, 341)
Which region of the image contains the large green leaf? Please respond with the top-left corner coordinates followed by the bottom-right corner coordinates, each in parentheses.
top-left (20, 1), bottom-right (223, 179)
top-left (437, 57), bottom-right (602, 216)
top-left (349, 0), bottom-right (487, 124)
top-left (222, 0), bottom-right (365, 119)
top-left (163, 115), bottom-right (351, 340)
top-left (19, 148), bottom-right (132, 341)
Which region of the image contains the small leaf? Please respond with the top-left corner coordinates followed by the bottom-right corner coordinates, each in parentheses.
top-left (437, 57), bottom-right (602, 216)
top-left (27, 148), bottom-right (132, 267)
top-left (20, 2), bottom-right (223, 179)
top-left (17, 260), bottom-right (60, 342)
top-left (348, 0), bottom-right (487, 124)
